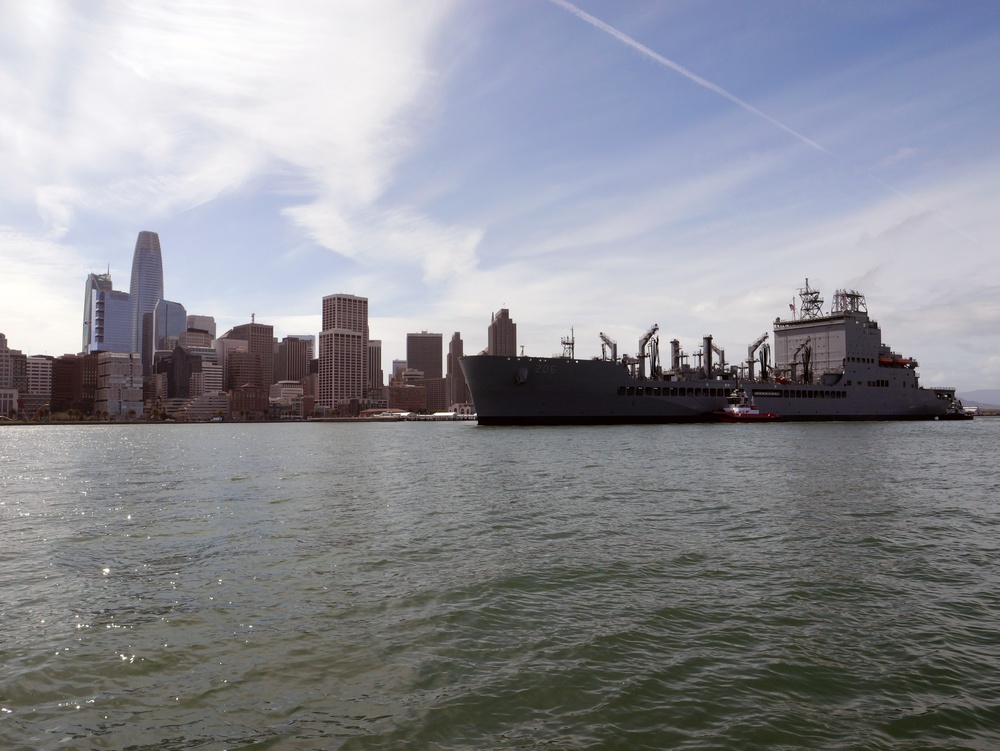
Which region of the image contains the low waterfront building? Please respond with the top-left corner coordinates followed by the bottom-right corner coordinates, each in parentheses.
top-left (176, 392), bottom-right (230, 421)
top-left (388, 382), bottom-right (427, 412)
top-left (0, 388), bottom-right (17, 418)
top-left (230, 385), bottom-right (269, 420)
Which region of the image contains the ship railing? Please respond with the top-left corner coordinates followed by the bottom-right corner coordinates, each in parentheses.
top-left (927, 387), bottom-right (958, 398)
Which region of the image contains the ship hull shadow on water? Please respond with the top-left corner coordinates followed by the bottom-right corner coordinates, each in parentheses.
top-left (461, 280), bottom-right (970, 426)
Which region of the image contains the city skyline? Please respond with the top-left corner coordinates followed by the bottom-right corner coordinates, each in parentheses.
top-left (2, 2), bottom-right (999, 391)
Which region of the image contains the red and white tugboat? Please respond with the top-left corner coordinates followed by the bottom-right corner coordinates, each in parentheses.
top-left (715, 387), bottom-right (779, 422)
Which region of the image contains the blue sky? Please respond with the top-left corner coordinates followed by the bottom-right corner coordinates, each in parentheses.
top-left (2, 0), bottom-right (998, 391)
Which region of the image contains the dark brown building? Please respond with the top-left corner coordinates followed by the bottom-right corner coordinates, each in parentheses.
top-left (407, 331), bottom-right (445, 411)
top-left (447, 332), bottom-right (469, 406)
top-left (388, 382), bottom-right (427, 412)
top-left (224, 321), bottom-right (275, 388)
top-left (51, 353), bottom-right (99, 414)
top-left (230, 385), bottom-right (269, 420)
top-left (488, 308), bottom-right (517, 356)
top-left (274, 336), bottom-right (310, 383)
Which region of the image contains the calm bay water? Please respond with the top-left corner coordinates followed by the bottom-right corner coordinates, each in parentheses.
top-left (2, 420), bottom-right (999, 750)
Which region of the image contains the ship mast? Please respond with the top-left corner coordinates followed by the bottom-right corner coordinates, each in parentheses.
top-left (797, 278), bottom-right (824, 319)
top-left (561, 328), bottom-right (575, 359)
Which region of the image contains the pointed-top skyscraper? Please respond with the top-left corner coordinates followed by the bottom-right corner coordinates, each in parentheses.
top-left (129, 231), bottom-right (164, 371)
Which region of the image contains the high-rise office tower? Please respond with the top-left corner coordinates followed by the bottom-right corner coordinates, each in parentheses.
top-left (83, 272), bottom-right (132, 354)
top-left (171, 346), bottom-right (220, 399)
top-left (287, 334), bottom-right (316, 363)
top-left (407, 331), bottom-right (445, 411)
top-left (186, 315), bottom-right (216, 340)
top-left (214, 337), bottom-right (247, 392)
top-left (319, 294), bottom-right (368, 409)
top-left (224, 321), bottom-right (275, 389)
top-left (129, 231), bottom-right (164, 369)
top-left (83, 272), bottom-right (111, 351)
top-left (447, 332), bottom-right (469, 406)
top-left (487, 308), bottom-right (516, 356)
top-left (406, 332), bottom-right (443, 379)
top-left (367, 339), bottom-right (383, 395)
top-left (275, 336), bottom-right (310, 383)
top-left (152, 299), bottom-right (187, 354)
top-left (178, 329), bottom-right (212, 349)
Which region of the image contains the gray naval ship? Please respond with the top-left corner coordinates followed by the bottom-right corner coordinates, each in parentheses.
top-left (460, 280), bottom-right (970, 424)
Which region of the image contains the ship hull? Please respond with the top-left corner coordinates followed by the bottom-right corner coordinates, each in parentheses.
top-left (461, 356), bottom-right (734, 425)
top-left (460, 356), bottom-right (958, 425)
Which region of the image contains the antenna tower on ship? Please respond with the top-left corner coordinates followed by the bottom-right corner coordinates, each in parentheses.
top-left (561, 328), bottom-right (575, 359)
top-left (832, 289), bottom-right (867, 314)
top-left (797, 278), bottom-right (824, 319)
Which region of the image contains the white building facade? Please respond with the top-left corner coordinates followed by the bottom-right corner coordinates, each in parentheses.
top-left (95, 352), bottom-right (144, 417)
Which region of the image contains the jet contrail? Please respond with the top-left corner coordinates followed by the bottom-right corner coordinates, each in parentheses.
top-left (547, 0), bottom-right (834, 157)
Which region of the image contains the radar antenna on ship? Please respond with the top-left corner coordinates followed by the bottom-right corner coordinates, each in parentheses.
top-left (797, 278), bottom-right (824, 319)
top-left (831, 289), bottom-right (867, 314)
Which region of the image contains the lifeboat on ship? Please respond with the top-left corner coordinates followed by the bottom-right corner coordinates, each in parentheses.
top-left (879, 355), bottom-right (914, 368)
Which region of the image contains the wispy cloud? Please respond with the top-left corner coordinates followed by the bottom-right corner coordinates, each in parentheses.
top-left (1, 1), bottom-right (461, 248)
top-left (1, 1), bottom-right (998, 392)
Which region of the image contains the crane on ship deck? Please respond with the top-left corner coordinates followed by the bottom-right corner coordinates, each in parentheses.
top-left (746, 333), bottom-right (768, 381)
top-left (599, 332), bottom-right (617, 362)
top-left (638, 324), bottom-right (659, 380)
top-left (790, 337), bottom-right (812, 383)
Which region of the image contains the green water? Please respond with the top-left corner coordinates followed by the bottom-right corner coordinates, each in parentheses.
top-left (2, 421), bottom-right (998, 749)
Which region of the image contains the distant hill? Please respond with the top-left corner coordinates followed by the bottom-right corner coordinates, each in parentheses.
top-left (959, 389), bottom-right (1000, 408)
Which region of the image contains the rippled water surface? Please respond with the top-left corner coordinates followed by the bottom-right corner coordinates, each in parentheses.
top-left (2, 420), bottom-right (999, 750)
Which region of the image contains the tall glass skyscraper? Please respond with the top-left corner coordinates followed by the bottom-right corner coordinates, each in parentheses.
top-left (82, 272), bottom-right (132, 354)
top-left (129, 231), bottom-right (164, 373)
top-left (83, 272), bottom-right (112, 351)
top-left (152, 299), bottom-right (188, 352)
